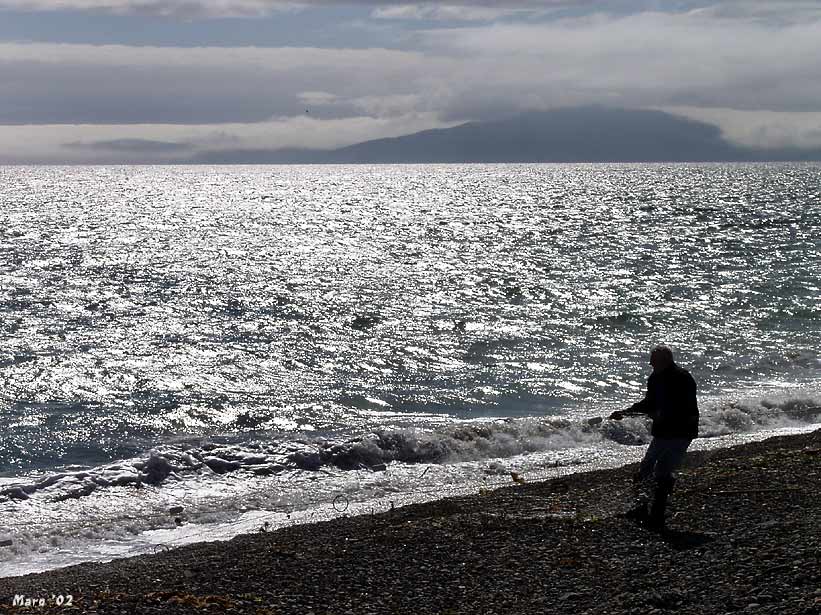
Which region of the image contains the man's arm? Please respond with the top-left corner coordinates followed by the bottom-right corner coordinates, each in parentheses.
top-left (609, 387), bottom-right (652, 420)
top-left (626, 394), bottom-right (652, 415)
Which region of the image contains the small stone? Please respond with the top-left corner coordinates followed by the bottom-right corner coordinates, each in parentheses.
top-left (203, 456), bottom-right (241, 474)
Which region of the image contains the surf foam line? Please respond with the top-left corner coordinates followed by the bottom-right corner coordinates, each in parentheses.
top-left (2, 393), bottom-right (819, 504)
top-left (3, 422), bottom-right (819, 580)
top-left (0, 404), bottom-right (819, 578)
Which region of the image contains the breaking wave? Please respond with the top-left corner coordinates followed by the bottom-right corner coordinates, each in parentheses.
top-left (3, 393), bottom-right (818, 504)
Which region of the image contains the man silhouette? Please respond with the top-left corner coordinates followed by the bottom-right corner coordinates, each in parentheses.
top-left (610, 345), bottom-right (699, 530)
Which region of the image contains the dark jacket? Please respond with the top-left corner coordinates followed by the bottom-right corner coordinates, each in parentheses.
top-left (628, 362), bottom-right (699, 439)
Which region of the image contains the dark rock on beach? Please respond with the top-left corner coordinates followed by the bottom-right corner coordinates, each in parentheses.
top-left (0, 430), bottom-right (818, 614)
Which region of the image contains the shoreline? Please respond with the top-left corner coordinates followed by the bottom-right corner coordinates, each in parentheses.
top-left (0, 429), bottom-right (818, 614)
top-left (2, 422), bottom-right (818, 580)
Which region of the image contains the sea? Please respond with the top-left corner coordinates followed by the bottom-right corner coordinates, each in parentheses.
top-left (0, 163), bottom-right (819, 577)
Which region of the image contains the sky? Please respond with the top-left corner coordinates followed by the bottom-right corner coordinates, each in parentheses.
top-left (2, 0), bottom-right (821, 163)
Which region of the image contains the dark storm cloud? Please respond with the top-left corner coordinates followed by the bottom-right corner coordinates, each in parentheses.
top-left (0, 46), bottom-right (419, 124)
top-left (3, 1), bottom-right (821, 128)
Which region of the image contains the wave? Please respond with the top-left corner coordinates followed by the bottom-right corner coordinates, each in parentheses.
top-left (699, 393), bottom-right (821, 437)
top-left (2, 393), bottom-right (818, 504)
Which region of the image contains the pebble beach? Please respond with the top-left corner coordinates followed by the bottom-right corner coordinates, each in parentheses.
top-left (0, 429), bottom-right (818, 615)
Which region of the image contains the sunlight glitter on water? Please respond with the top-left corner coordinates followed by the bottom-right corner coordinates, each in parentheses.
top-left (0, 162), bottom-right (818, 574)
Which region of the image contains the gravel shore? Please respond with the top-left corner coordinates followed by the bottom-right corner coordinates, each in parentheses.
top-left (1, 430), bottom-right (819, 614)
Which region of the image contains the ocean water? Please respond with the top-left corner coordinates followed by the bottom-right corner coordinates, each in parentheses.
top-left (0, 163), bottom-right (819, 576)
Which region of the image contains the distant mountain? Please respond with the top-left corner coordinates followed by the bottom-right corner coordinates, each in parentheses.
top-left (190, 107), bottom-right (821, 164)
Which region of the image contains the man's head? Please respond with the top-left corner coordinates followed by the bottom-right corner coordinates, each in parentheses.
top-left (649, 345), bottom-right (674, 373)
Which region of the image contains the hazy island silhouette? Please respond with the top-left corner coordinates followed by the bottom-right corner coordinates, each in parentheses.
top-left (186, 107), bottom-right (821, 164)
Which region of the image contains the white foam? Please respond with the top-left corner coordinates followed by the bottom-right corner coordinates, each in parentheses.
top-left (0, 386), bottom-right (819, 578)
top-left (3, 420), bottom-right (817, 579)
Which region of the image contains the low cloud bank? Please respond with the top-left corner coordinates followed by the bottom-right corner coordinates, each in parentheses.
top-left (1, 4), bottom-right (821, 161)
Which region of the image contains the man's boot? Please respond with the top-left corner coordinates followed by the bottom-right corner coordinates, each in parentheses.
top-left (623, 471), bottom-right (650, 523)
top-left (647, 476), bottom-right (675, 531)
top-left (624, 496), bottom-right (649, 523)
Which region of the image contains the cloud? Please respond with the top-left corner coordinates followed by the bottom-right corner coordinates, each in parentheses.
top-left (0, 113), bottom-right (453, 163)
top-left (349, 94), bottom-right (424, 117)
top-left (297, 91), bottom-right (339, 106)
top-left (690, 1), bottom-right (821, 24)
top-left (2, 4), bottom-right (821, 160)
top-left (1, 1), bottom-right (821, 21)
top-left (0, 43), bottom-right (437, 124)
top-left (0, 0), bottom-right (304, 18)
top-left (416, 11), bottom-right (821, 116)
top-left (64, 138), bottom-right (192, 152)
top-left (0, 0), bottom-right (576, 13)
top-left (370, 4), bottom-right (541, 22)
top-left (3, 5), bottom-right (821, 126)
top-left (662, 107), bottom-right (821, 150)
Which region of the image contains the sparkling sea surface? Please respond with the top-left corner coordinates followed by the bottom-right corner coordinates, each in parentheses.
top-left (0, 163), bottom-right (819, 575)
